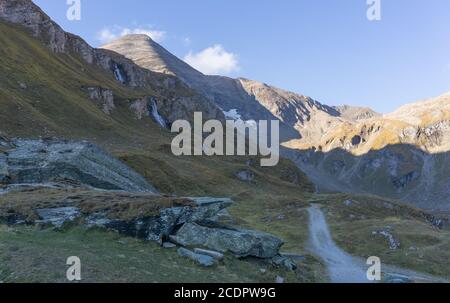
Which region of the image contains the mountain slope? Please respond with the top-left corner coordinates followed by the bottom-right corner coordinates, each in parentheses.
top-left (285, 93), bottom-right (450, 211)
top-left (102, 35), bottom-right (347, 142)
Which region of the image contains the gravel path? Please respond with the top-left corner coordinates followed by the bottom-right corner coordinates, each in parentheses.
top-left (307, 205), bottom-right (370, 283)
top-left (307, 204), bottom-right (449, 283)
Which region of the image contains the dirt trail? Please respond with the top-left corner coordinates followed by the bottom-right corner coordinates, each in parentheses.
top-left (307, 204), bottom-right (448, 283)
top-left (307, 205), bottom-right (370, 283)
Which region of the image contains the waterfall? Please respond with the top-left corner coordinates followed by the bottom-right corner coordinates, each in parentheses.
top-left (150, 99), bottom-right (167, 128)
top-left (113, 64), bottom-right (125, 83)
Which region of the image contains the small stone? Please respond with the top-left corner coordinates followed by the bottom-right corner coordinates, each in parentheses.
top-left (260, 268), bottom-right (267, 274)
top-left (194, 248), bottom-right (224, 260)
top-left (162, 242), bottom-right (177, 249)
top-left (275, 276), bottom-right (284, 284)
top-left (276, 214), bottom-right (286, 220)
top-left (177, 247), bottom-right (216, 267)
top-left (384, 273), bottom-right (412, 284)
top-left (18, 82), bottom-right (27, 89)
top-left (272, 255), bottom-right (297, 271)
top-left (235, 169), bottom-right (255, 182)
top-left (343, 200), bottom-right (354, 207)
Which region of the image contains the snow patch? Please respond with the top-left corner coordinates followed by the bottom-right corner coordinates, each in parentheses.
top-left (223, 109), bottom-right (241, 121)
top-left (222, 109), bottom-right (257, 131)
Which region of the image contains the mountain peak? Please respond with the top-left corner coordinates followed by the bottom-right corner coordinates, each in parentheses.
top-left (102, 32), bottom-right (204, 79)
top-left (109, 34), bottom-right (155, 43)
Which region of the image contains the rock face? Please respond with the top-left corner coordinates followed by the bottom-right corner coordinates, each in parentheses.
top-left (84, 87), bottom-right (115, 114)
top-left (2, 139), bottom-right (157, 192)
top-left (129, 96), bottom-right (168, 128)
top-left (333, 105), bottom-right (381, 122)
top-left (170, 223), bottom-right (284, 258)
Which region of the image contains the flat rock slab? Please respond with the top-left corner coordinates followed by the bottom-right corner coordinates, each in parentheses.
top-left (194, 248), bottom-right (224, 260)
top-left (177, 247), bottom-right (216, 267)
top-left (4, 139), bottom-right (157, 193)
top-left (162, 242), bottom-right (177, 249)
top-left (170, 223), bottom-right (284, 259)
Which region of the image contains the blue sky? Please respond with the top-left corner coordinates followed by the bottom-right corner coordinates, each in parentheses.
top-left (34, 0), bottom-right (450, 113)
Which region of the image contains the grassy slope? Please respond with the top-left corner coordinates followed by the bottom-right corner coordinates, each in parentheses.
top-left (0, 225), bottom-right (301, 283)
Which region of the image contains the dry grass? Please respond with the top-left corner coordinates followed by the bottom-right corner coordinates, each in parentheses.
top-left (0, 188), bottom-right (196, 222)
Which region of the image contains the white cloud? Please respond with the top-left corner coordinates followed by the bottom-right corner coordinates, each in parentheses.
top-left (184, 45), bottom-right (240, 75)
top-left (97, 26), bottom-right (166, 45)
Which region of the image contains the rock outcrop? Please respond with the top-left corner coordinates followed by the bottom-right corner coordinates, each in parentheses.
top-left (1, 139), bottom-right (157, 192)
top-left (1, 189), bottom-right (285, 260)
top-left (333, 105), bottom-right (380, 122)
top-left (84, 87), bottom-right (115, 115)
top-left (85, 197), bottom-right (232, 243)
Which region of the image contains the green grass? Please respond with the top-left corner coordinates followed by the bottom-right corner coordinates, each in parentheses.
top-left (0, 225), bottom-right (308, 283)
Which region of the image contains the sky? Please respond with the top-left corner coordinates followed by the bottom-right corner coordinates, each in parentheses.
top-left (33, 0), bottom-right (450, 113)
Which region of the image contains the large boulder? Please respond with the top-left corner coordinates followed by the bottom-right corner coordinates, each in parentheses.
top-left (170, 223), bottom-right (284, 259)
top-left (4, 139), bottom-right (157, 193)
